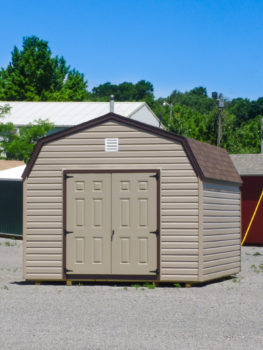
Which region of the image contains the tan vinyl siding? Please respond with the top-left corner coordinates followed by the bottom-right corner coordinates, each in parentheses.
top-left (202, 182), bottom-right (241, 281)
top-left (24, 121), bottom-right (199, 281)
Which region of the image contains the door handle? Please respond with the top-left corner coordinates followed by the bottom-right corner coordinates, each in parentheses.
top-left (111, 229), bottom-right (115, 241)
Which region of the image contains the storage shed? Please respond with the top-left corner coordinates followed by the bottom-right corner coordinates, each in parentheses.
top-left (0, 160), bottom-right (25, 238)
top-left (22, 113), bottom-right (242, 283)
top-left (231, 154), bottom-right (263, 245)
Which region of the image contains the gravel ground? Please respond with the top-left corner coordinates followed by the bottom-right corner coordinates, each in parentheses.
top-left (0, 238), bottom-right (263, 350)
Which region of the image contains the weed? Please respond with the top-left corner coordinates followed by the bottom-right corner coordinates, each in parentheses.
top-left (174, 283), bottom-right (182, 288)
top-left (3, 285), bottom-right (9, 290)
top-left (13, 268), bottom-right (17, 273)
top-left (132, 283), bottom-right (141, 289)
top-left (259, 264), bottom-right (263, 270)
top-left (245, 253), bottom-right (251, 255)
top-left (77, 283), bottom-right (83, 286)
top-left (0, 243), bottom-right (2, 246)
top-left (253, 252), bottom-right (261, 256)
top-left (232, 277), bottom-right (239, 283)
top-left (5, 240), bottom-right (16, 247)
top-left (143, 282), bottom-right (155, 289)
top-left (123, 287), bottom-right (128, 291)
top-left (250, 264), bottom-right (260, 273)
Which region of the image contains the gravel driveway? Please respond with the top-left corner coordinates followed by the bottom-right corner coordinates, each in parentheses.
top-left (0, 237), bottom-right (263, 350)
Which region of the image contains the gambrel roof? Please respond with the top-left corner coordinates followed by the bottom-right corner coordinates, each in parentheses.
top-left (22, 113), bottom-right (241, 184)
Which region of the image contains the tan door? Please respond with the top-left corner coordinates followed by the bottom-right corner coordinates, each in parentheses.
top-left (66, 172), bottom-right (157, 276)
top-left (66, 173), bottom-right (111, 274)
top-left (112, 173), bottom-right (157, 275)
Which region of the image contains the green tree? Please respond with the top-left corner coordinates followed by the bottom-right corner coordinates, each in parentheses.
top-left (221, 112), bottom-right (261, 153)
top-left (0, 104), bottom-right (10, 119)
top-left (91, 80), bottom-right (154, 103)
top-left (0, 36), bottom-right (88, 101)
top-left (0, 119), bottom-right (54, 162)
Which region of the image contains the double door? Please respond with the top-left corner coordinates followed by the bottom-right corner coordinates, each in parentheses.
top-left (66, 172), bottom-right (157, 276)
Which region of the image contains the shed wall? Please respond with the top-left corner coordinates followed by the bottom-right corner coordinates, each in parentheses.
top-left (202, 182), bottom-right (241, 281)
top-left (241, 176), bottom-right (263, 245)
top-left (0, 181), bottom-right (22, 237)
top-left (24, 121), bottom-right (199, 281)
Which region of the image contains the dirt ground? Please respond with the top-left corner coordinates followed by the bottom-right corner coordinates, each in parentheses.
top-left (0, 237), bottom-right (263, 350)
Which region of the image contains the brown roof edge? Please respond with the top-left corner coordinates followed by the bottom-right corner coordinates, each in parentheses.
top-left (22, 112), bottom-right (236, 184)
top-left (187, 137), bottom-right (242, 185)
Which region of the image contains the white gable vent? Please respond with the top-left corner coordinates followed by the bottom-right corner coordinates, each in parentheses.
top-left (105, 138), bottom-right (119, 152)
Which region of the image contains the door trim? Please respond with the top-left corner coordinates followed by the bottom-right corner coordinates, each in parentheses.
top-left (63, 169), bottom-right (160, 281)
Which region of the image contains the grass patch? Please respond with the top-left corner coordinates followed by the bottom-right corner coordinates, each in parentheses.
top-left (5, 240), bottom-right (16, 247)
top-left (173, 283), bottom-right (182, 288)
top-left (143, 282), bottom-right (155, 289)
top-left (253, 252), bottom-right (261, 256)
top-left (232, 276), bottom-right (244, 283)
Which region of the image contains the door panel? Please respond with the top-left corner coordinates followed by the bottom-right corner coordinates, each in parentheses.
top-left (66, 172), bottom-right (157, 276)
top-left (66, 174), bottom-right (111, 274)
top-left (112, 173), bottom-right (157, 275)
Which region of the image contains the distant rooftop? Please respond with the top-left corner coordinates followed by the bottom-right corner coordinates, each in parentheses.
top-left (0, 101), bottom-right (153, 127)
top-left (0, 160), bottom-right (25, 171)
top-left (230, 154), bottom-right (263, 176)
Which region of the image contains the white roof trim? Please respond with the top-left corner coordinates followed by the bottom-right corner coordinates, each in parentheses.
top-left (0, 165), bottom-right (26, 181)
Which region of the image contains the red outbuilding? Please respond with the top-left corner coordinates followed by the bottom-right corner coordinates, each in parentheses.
top-left (231, 154), bottom-right (263, 245)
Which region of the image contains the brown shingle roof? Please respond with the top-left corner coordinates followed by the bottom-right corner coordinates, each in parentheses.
top-left (22, 112), bottom-right (242, 185)
top-left (186, 138), bottom-right (242, 184)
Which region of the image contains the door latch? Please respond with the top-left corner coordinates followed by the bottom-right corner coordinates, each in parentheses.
top-left (64, 229), bottom-right (73, 235)
top-left (111, 229), bottom-right (115, 241)
top-left (150, 173), bottom-right (159, 180)
top-left (64, 268), bottom-right (73, 273)
top-left (64, 173), bottom-right (74, 180)
top-left (150, 229), bottom-right (159, 236)
top-left (150, 268), bottom-right (159, 274)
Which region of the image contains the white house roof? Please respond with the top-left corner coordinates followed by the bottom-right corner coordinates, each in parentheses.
top-left (0, 101), bottom-right (149, 127)
top-left (230, 154), bottom-right (263, 176)
top-left (0, 165), bottom-right (26, 181)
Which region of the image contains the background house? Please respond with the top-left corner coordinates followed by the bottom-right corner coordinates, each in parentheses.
top-left (0, 101), bottom-right (161, 132)
top-left (231, 154), bottom-right (263, 245)
top-left (0, 160), bottom-right (25, 238)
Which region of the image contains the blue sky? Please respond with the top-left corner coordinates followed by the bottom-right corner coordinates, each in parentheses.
top-left (0, 0), bottom-right (263, 100)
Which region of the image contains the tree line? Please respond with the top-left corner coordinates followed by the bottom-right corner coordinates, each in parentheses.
top-left (0, 36), bottom-right (261, 161)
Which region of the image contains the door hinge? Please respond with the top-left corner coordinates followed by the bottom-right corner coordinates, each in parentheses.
top-left (150, 173), bottom-right (159, 180)
top-left (150, 268), bottom-right (159, 274)
top-left (64, 268), bottom-right (73, 273)
top-left (64, 229), bottom-right (73, 235)
top-left (150, 229), bottom-right (159, 236)
top-left (64, 173), bottom-right (74, 180)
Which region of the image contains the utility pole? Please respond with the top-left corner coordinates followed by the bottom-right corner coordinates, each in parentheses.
top-left (163, 101), bottom-right (173, 123)
top-left (212, 92), bottom-right (225, 147)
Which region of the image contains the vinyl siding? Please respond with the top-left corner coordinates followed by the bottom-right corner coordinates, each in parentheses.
top-left (202, 182), bottom-right (241, 281)
top-left (24, 121), bottom-right (199, 281)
